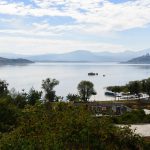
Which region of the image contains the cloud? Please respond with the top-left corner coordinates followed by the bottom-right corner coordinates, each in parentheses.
top-left (0, 0), bottom-right (149, 54)
top-left (0, 0), bottom-right (150, 34)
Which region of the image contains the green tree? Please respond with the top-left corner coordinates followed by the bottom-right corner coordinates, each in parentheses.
top-left (127, 81), bottom-right (142, 97)
top-left (42, 78), bottom-right (59, 102)
top-left (112, 110), bottom-right (146, 124)
top-left (27, 88), bottom-right (42, 105)
top-left (144, 78), bottom-right (150, 99)
top-left (77, 80), bottom-right (96, 102)
top-left (141, 79), bottom-right (147, 93)
top-left (66, 93), bottom-right (80, 102)
top-left (0, 80), bottom-right (9, 98)
top-left (13, 93), bottom-right (27, 108)
top-left (9, 89), bottom-right (27, 108)
top-left (0, 99), bottom-right (19, 133)
top-left (0, 103), bottom-right (145, 150)
top-left (107, 86), bottom-right (122, 93)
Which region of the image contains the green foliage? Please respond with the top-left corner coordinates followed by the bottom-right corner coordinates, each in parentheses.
top-left (144, 78), bottom-right (150, 97)
top-left (107, 86), bottom-right (125, 93)
top-left (0, 103), bottom-right (145, 150)
top-left (0, 80), bottom-right (9, 98)
top-left (27, 88), bottom-right (42, 105)
top-left (0, 99), bottom-right (19, 133)
top-left (0, 78), bottom-right (149, 149)
top-left (77, 80), bottom-right (96, 102)
top-left (66, 93), bottom-right (80, 102)
top-left (141, 79), bottom-right (147, 93)
top-left (42, 78), bottom-right (59, 102)
top-left (127, 81), bottom-right (142, 96)
top-left (13, 93), bottom-right (27, 109)
top-left (107, 78), bottom-right (150, 98)
top-left (111, 109), bottom-right (150, 124)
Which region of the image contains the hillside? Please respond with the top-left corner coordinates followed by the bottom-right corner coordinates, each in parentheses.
top-left (0, 57), bottom-right (34, 65)
top-left (124, 54), bottom-right (150, 64)
top-left (24, 49), bottom-right (150, 62)
top-left (0, 49), bottom-right (150, 62)
top-left (26, 50), bottom-right (100, 62)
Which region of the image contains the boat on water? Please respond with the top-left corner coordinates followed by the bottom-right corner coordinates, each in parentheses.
top-left (105, 91), bottom-right (117, 97)
top-left (88, 72), bottom-right (98, 76)
top-left (105, 91), bottom-right (122, 97)
top-left (105, 91), bottom-right (149, 100)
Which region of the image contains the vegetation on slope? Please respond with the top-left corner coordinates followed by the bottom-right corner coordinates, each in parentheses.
top-left (0, 78), bottom-right (149, 149)
top-left (0, 57), bottom-right (33, 65)
top-left (123, 54), bottom-right (150, 64)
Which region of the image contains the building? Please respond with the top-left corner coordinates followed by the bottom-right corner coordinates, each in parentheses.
top-left (73, 102), bottom-right (132, 116)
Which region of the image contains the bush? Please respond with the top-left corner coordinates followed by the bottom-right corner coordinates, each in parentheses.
top-left (0, 103), bottom-right (145, 150)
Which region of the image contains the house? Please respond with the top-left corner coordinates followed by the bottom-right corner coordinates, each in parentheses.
top-left (73, 102), bottom-right (132, 116)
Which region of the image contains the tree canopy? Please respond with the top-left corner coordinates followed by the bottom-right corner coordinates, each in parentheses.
top-left (0, 102), bottom-right (145, 150)
top-left (0, 80), bottom-right (9, 97)
top-left (77, 80), bottom-right (96, 102)
top-left (0, 78), bottom-right (149, 149)
top-left (42, 78), bottom-right (59, 102)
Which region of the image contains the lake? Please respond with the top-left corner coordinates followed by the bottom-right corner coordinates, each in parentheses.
top-left (0, 62), bottom-right (150, 101)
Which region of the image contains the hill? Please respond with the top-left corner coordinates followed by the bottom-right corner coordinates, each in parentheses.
top-left (124, 54), bottom-right (150, 64)
top-left (0, 57), bottom-right (34, 65)
top-left (24, 49), bottom-right (149, 62)
top-left (27, 50), bottom-right (101, 62)
top-left (0, 49), bottom-right (150, 62)
top-left (26, 49), bottom-right (150, 62)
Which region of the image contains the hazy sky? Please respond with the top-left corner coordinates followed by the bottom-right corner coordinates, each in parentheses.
top-left (0, 0), bottom-right (150, 54)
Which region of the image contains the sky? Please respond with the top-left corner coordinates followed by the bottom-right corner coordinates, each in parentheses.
top-left (0, 0), bottom-right (150, 55)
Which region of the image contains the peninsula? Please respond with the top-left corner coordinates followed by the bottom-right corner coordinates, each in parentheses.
top-left (123, 54), bottom-right (150, 64)
top-left (0, 57), bottom-right (34, 65)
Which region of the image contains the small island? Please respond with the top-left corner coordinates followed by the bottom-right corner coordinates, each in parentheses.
top-left (0, 57), bottom-right (34, 65)
top-left (122, 53), bottom-right (150, 64)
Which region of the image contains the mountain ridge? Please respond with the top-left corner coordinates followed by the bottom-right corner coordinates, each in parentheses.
top-left (123, 54), bottom-right (150, 64)
top-left (0, 49), bottom-right (150, 62)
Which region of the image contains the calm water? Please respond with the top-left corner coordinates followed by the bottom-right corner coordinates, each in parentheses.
top-left (0, 62), bottom-right (150, 101)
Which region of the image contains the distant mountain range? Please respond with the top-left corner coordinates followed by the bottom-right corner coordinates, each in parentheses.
top-left (124, 54), bottom-right (150, 64)
top-left (0, 49), bottom-right (150, 62)
top-left (0, 57), bottom-right (34, 65)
